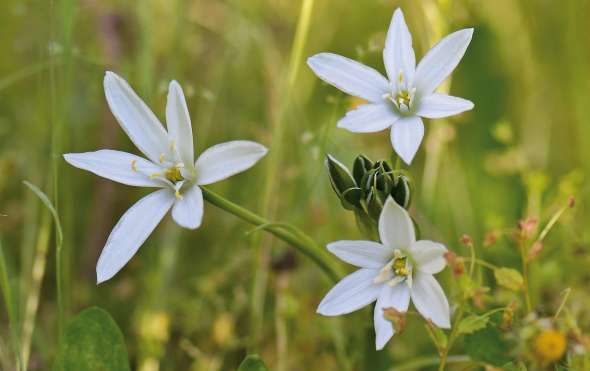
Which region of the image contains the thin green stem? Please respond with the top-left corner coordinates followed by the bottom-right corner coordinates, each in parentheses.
top-left (519, 238), bottom-right (532, 312)
top-left (201, 187), bottom-right (341, 282)
top-left (0, 239), bottom-right (23, 371)
top-left (464, 257), bottom-right (498, 271)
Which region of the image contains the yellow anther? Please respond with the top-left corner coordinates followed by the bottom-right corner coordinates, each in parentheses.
top-left (396, 90), bottom-right (411, 107)
top-left (398, 71), bottom-right (404, 84)
top-left (159, 153), bottom-right (165, 164)
top-left (174, 188), bottom-right (183, 200)
top-left (164, 166), bottom-right (184, 182)
top-left (150, 172), bottom-right (162, 179)
top-left (392, 256), bottom-right (409, 277)
top-left (131, 160), bottom-right (138, 172)
top-left (169, 140), bottom-right (176, 151)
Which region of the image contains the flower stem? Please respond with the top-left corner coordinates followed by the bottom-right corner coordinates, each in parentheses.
top-left (519, 238), bottom-right (533, 312)
top-left (201, 187), bottom-right (342, 282)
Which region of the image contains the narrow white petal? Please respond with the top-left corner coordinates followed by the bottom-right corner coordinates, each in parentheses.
top-left (337, 104), bottom-right (400, 133)
top-left (417, 93), bottom-right (474, 119)
top-left (317, 268), bottom-right (381, 316)
top-left (195, 140), bottom-right (268, 185)
top-left (327, 240), bottom-right (393, 268)
top-left (414, 29), bottom-right (474, 94)
top-left (104, 71), bottom-right (170, 164)
top-left (383, 8), bottom-right (416, 84)
top-left (374, 284), bottom-right (411, 350)
top-left (63, 150), bottom-right (166, 187)
top-left (411, 272), bottom-right (450, 328)
top-left (171, 185), bottom-right (203, 229)
top-left (390, 116), bottom-right (424, 165)
top-left (166, 80), bottom-right (195, 167)
top-left (307, 53), bottom-right (390, 103)
top-left (378, 197), bottom-right (416, 250)
top-left (96, 189), bottom-right (175, 284)
top-left (409, 240), bottom-right (447, 275)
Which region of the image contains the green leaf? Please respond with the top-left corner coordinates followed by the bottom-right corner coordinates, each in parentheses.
top-left (464, 325), bottom-right (511, 366)
top-left (424, 322), bottom-right (448, 351)
top-left (23, 180), bottom-right (63, 246)
top-left (53, 307), bottom-right (130, 371)
top-left (458, 314), bottom-right (489, 335)
top-left (494, 267), bottom-right (524, 291)
top-left (237, 354), bottom-right (268, 371)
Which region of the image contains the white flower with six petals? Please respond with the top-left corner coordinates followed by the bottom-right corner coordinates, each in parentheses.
top-left (307, 8), bottom-right (474, 164)
top-left (317, 197), bottom-right (450, 350)
top-left (64, 72), bottom-right (268, 284)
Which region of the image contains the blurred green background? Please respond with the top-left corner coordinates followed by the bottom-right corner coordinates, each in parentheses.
top-left (1, 0), bottom-right (589, 370)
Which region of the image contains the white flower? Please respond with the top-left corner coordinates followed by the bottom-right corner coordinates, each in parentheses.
top-left (307, 8), bottom-right (474, 164)
top-left (64, 72), bottom-right (268, 284)
top-left (317, 197), bottom-right (450, 350)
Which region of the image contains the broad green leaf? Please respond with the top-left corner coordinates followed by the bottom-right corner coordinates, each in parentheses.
top-left (237, 354), bottom-right (268, 371)
top-left (54, 307), bottom-right (130, 371)
top-left (464, 325), bottom-right (511, 366)
top-left (458, 314), bottom-right (489, 335)
top-left (494, 267), bottom-right (524, 291)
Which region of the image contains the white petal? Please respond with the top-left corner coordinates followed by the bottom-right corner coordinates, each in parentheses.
top-left (307, 53), bottom-right (390, 103)
top-left (166, 80), bottom-right (195, 167)
top-left (171, 185), bottom-right (203, 230)
top-left (383, 8), bottom-right (416, 84)
top-left (337, 104), bottom-right (400, 133)
top-left (417, 93), bottom-right (474, 119)
top-left (378, 197), bottom-right (415, 250)
top-left (390, 116), bottom-right (424, 165)
top-left (63, 150), bottom-right (166, 187)
top-left (410, 272), bottom-right (450, 328)
top-left (104, 72), bottom-right (170, 164)
top-left (195, 140), bottom-right (268, 185)
top-left (414, 29), bottom-right (474, 94)
top-left (317, 268), bottom-right (381, 316)
top-left (96, 189), bottom-right (175, 283)
top-left (374, 284), bottom-right (411, 350)
top-left (409, 240), bottom-right (447, 274)
top-left (327, 240), bottom-right (393, 268)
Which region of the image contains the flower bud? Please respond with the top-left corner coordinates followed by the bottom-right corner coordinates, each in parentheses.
top-left (325, 154), bottom-right (361, 210)
top-left (352, 154), bottom-right (373, 186)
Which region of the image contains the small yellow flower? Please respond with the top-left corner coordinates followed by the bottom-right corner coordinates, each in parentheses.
top-left (534, 330), bottom-right (567, 362)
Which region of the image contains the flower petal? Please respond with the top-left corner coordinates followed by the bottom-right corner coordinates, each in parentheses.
top-left (409, 240), bottom-right (447, 274)
top-left (378, 197), bottom-right (416, 250)
top-left (63, 150), bottom-right (166, 187)
top-left (374, 284), bottom-right (411, 350)
top-left (317, 268), bottom-right (381, 316)
top-left (414, 28), bottom-right (474, 94)
top-left (195, 140), bottom-right (268, 185)
top-left (104, 72), bottom-right (170, 164)
top-left (416, 93), bottom-right (474, 119)
top-left (327, 240), bottom-right (393, 268)
top-left (166, 80), bottom-right (195, 167)
top-left (411, 272), bottom-right (450, 328)
top-left (307, 53), bottom-right (390, 103)
top-left (383, 8), bottom-right (416, 85)
top-left (171, 185), bottom-right (203, 229)
top-left (96, 189), bottom-right (175, 284)
top-left (337, 103), bottom-right (400, 133)
top-left (390, 116), bottom-right (424, 165)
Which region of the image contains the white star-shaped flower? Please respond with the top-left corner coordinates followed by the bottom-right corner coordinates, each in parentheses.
top-left (307, 8), bottom-right (474, 164)
top-left (64, 72), bottom-right (268, 283)
top-left (317, 197), bottom-right (450, 350)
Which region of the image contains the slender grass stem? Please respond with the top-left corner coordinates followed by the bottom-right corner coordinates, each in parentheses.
top-left (0, 239), bottom-right (23, 371)
top-left (201, 187), bottom-right (341, 282)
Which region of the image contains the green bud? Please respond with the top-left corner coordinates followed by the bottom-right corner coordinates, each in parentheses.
top-left (325, 154), bottom-right (360, 210)
top-left (352, 154), bottom-right (373, 185)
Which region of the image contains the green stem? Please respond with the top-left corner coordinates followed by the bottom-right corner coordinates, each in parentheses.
top-left (201, 187), bottom-right (341, 282)
top-left (519, 238), bottom-right (532, 312)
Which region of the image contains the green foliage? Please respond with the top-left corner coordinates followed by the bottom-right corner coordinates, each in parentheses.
top-left (237, 355), bottom-right (268, 371)
top-left (53, 307), bottom-right (130, 371)
top-left (464, 325), bottom-right (512, 366)
top-left (494, 267), bottom-right (524, 291)
top-left (457, 314), bottom-right (490, 335)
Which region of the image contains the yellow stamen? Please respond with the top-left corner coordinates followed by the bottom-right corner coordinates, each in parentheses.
top-left (159, 153), bottom-right (165, 164)
top-left (131, 160), bottom-right (138, 172)
top-left (164, 166), bottom-right (184, 182)
top-left (174, 188), bottom-right (183, 200)
top-left (150, 172), bottom-right (162, 179)
top-left (392, 257), bottom-right (409, 277)
top-left (169, 140), bottom-right (176, 151)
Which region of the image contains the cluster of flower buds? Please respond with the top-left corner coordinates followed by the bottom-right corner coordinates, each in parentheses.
top-left (326, 154), bottom-right (412, 228)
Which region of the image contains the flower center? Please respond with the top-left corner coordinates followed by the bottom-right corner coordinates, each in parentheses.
top-left (374, 249), bottom-right (413, 286)
top-left (164, 166), bottom-right (184, 183)
top-left (383, 71), bottom-right (416, 114)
